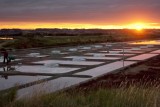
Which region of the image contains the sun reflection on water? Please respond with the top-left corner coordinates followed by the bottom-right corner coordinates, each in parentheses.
top-left (130, 40), bottom-right (160, 45)
top-left (0, 37), bottom-right (13, 40)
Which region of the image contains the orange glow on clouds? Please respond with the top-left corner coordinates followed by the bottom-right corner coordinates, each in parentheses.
top-left (0, 22), bottom-right (159, 29)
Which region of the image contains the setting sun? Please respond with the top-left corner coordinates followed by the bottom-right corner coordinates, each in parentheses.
top-left (134, 23), bottom-right (145, 31)
top-left (129, 23), bottom-right (146, 31)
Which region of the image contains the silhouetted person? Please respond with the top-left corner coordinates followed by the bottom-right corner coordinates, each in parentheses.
top-left (1, 48), bottom-right (9, 64)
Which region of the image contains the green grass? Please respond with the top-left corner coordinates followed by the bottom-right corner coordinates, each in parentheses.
top-left (0, 88), bottom-right (17, 107)
top-left (1, 31), bottom-right (158, 49)
top-left (1, 35), bottom-right (140, 49)
top-left (1, 86), bottom-right (160, 107)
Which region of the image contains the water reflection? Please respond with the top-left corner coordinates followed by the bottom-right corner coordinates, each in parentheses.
top-left (1, 66), bottom-right (16, 79)
top-left (0, 37), bottom-right (13, 40)
top-left (130, 40), bottom-right (160, 45)
top-left (0, 64), bottom-right (91, 91)
top-left (1, 75), bottom-right (8, 79)
top-left (3, 66), bottom-right (16, 72)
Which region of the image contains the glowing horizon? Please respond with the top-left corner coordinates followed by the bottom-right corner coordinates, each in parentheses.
top-left (0, 22), bottom-right (159, 30)
top-left (0, 0), bottom-right (159, 30)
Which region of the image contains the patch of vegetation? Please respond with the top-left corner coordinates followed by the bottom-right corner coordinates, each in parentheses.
top-left (0, 88), bottom-right (17, 107)
top-left (1, 34), bottom-right (148, 49)
top-left (2, 36), bottom-right (113, 49)
top-left (1, 85), bottom-right (159, 107)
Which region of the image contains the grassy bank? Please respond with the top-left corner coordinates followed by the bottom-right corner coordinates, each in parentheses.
top-left (2, 35), bottom-right (119, 49)
top-left (0, 88), bottom-right (17, 107)
top-left (1, 34), bottom-right (148, 49)
top-left (1, 85), bottom-right (159, 107)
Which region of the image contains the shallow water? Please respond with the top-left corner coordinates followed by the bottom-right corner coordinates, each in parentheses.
top-left (65, 56), bottom-right (121, 60)
top-left (86, 53), bottom-right (134, 56)
top-left (0, 65), bottom-right (80, 74)
top-left (0, 65), bottom-right (80, 91)
top-left (130, 40), bottom-right (160, 45)
top-left (34, 60), bottom-right (104, 65)
top-left (17, 77), bottom-right (89, 98)
top-left (0, 75), bottom-right (51, 90)
top-left (0, 40), bottom-right (160, 98)
top-left (150, 50), bottom-right (160, 54)
top-left (127, 53), bottom-right (158, 61)
top-left (76, 61), bottom-right (136, 77)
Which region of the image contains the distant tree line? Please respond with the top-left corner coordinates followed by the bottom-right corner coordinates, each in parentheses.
top-left (0, 29), bottom-right (22, 36)
top-left (0, 28), bottom-right (159, 40)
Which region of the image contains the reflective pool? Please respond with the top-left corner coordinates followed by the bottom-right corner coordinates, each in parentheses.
top-left (127, 53), bottom-right (158, 61)
top-left (34, 60), bottom-right (104, 65)
top-left (0, 65), bottom-right (80, 74)
top-left (130, 40), bottom-right (160, 45)
top-left (0, 75), bottom-right (50, 90)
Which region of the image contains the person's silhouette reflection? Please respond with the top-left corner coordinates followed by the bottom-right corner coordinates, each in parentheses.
top-left (2, 75), bottom-right (8, 79)
top-left (1, 66), bottom-right (15, 79)
top-left (3, 66), bottom-right (15, 72)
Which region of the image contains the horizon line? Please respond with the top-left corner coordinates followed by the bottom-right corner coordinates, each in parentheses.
top-left (0, 28), bottom-right (160, 30)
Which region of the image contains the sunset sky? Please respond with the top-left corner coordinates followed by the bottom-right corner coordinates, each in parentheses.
top-left (0, 0), bottom-right (160, 29)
